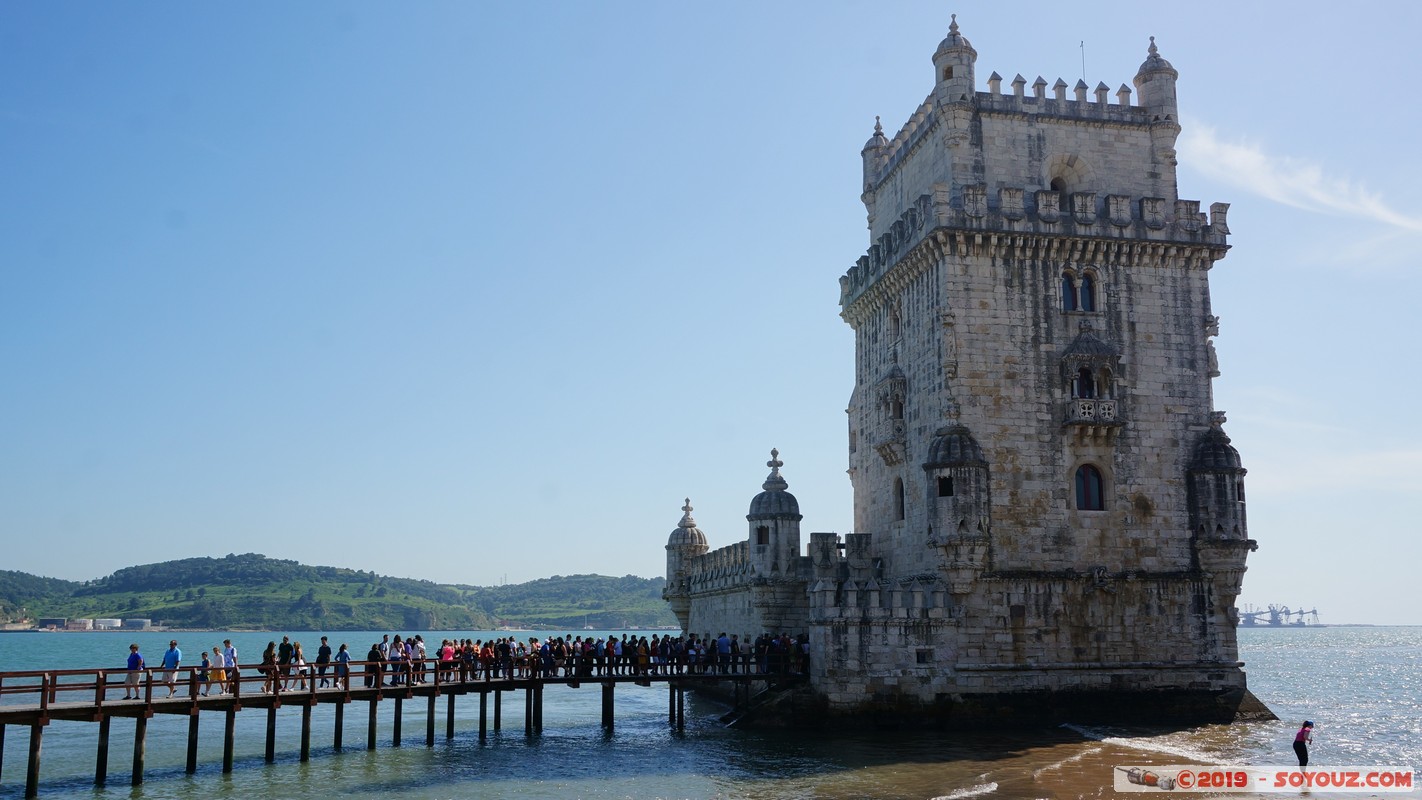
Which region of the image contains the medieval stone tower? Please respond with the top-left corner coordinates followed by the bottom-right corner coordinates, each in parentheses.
top-left (665, 18), bottom-right (1262, 725)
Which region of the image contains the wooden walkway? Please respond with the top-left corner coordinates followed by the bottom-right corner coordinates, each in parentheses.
top-left (0, 662), bottom-right (776, 798)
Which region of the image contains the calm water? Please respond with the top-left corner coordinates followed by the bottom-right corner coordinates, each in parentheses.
top-left (0, 627), bottom-right (1416, 799)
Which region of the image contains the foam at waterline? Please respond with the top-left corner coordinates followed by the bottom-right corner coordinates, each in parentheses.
top-left (1060, 723), bottom-right (1223, 764)
top-left (930, 781), bottom-right (999, 800)
top-left (1031, 744), bottom-right (1104, 779)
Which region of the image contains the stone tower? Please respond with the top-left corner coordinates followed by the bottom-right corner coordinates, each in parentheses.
top-left (830, 17), bottom-right (1260, 721)
top-left (668, 18), bottom-right (1265, 725)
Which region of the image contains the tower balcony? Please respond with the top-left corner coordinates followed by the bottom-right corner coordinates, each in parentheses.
top-left (1064, 398), bottom-right (1122, 442)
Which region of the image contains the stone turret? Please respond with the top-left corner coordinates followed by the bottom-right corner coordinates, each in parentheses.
top-left (746, 449), bottom-right (802, 579)
top-left (1134, 36), bottom-right (1181, 196)
top-left (922, 425), bottom-right (991, 595)
top-left (663, 498), bottom-right (708, 629)
top-left (861, 116), bottom-right (888, 194)
top-left (1189, 417), bottom-right (1256, 599)
top-left (932, 14), bottom-right (976, 104)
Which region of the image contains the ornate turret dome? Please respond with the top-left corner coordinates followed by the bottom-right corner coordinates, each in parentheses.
top-left (1190, 427), bottom-right (1245, 472)
top-left (1136, 36), bottom-right (1177, 78)
top-left (923, 425), bottom-right (987, 468)
top-left (747, 448), bottom-right (802, 519)
top-left (934, 14), bottom-right (976, 59)
top-left (666, 498), bottom-right (708, 548)
top-left (862, 116), bottom-right (888, 152)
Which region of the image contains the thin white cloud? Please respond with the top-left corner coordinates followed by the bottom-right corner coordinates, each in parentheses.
top-left (1245, 448), bottom-right (1422, 495)
top-left (1179, 122), bottom-right (1422, 233)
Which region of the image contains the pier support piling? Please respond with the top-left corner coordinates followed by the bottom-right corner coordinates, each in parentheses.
top-left (95, 716), bottom-right (110, 785)
top-left (367, 699), bottom-right (377, 751)
top-left (185, 713), bottom-right (199, 774)
top-left (393, 697), bottom-right (403, 747)
top-left (264, 705), bottom-right (277, 763)
top-left (478, 691), bottom-right (487, 739)
top-left (533, 684), bottom-right (543, 734)
top-left (300, 703), bottom-right (312, 762)
top-left (523, 688), bottom-right (532, 736)
top-left (426, 694), bottom-right (436, 747)
top-left (25, 724), bottom-right (42, 799)
top-left (668, 684), bottom-right (675, 725)
top-left (446, 694), bottom-right (456, 741)
top-left (131, 715), bottom-right (147, 787)
top-left (676, 687), bottom-right (685, 730)
top-left (602, 682), bottom-right (614, 728)
top-left (494, 689), bottom-right (501, 731)
top-left (223, 707), bottom-right (235, 773)
top-left (334, 699), bottom-right (344, 751)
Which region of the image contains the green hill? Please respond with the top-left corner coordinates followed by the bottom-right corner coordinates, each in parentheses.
top-left (0, 554), bottom-right (676, 631)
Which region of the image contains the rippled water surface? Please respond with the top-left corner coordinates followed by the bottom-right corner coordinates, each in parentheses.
top-left (0, 627), bottom-right (1416, 798)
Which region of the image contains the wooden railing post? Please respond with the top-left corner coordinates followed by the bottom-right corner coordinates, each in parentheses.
top-left (95, 670), bottom-right (107, 708)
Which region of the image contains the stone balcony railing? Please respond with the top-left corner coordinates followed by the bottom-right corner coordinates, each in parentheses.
top-left (1065, 399), bottom-right (1122, 441)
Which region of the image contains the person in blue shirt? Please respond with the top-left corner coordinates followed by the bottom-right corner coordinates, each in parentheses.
top-left (161, 640), bottom-right (182, 697)
top-left (123, 643), bottom-right (144, 700)
top-left (333, 643), bottom-right (352, 690)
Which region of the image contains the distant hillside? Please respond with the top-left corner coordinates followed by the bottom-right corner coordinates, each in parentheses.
top-left (0, 554), bottom-right (676, 631)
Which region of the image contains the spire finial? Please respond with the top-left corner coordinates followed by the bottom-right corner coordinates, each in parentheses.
top-left (949, 13), bottom-right (958, 35)
top-left (682, 497), bottom-right (693, 515)
top-left (874, 115), bottom-right (882, 135)
top-left (678, 498), bottom-right (697, 527)
top-left (761, 448), bottom-right (789, 492)
top-left (1148, 35), bottom-right (1158, 56)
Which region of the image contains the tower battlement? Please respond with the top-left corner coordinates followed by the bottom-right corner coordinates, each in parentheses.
top-left (839, 188), bottom-right (1230, 312)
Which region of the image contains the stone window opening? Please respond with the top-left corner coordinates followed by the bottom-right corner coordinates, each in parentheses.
top-left (894, 478), bottom-right (906, 521)
top-left (937, 475), bottom-right (954, 497)
top-left (915, 648), bottom-right (933, 664)
top-left (890, 396), bottom-right (904, 421)
top-left (943, 66), bottom-right (954, 81)
top-left (1074, 464), bottom-right (1106, 511)
top-left (1235, 478), bottom-right (1246, 504)
top-left (1072, 367), bottom-right (1097, 399)
top-left (1079, 273), bottom-right (1096, 311)
top-left (1060, 267), bottom-right (1103, 313)
top-left (755, 526), bottom-right (770, 546)
top-left (889, 308), bottom-right (901, 340)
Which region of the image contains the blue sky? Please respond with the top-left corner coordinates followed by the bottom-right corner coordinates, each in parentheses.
top-left (3, 2), bottom-right (1418, 624)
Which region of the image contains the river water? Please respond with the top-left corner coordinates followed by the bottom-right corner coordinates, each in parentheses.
top-left (0, 626), bottom-right (1416, 799)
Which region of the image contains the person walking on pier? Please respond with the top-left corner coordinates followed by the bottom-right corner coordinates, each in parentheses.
top-left (207, 646), bottom-right (226, 696)
top-left (316, 636), bottom-right (332, 687)
top-left (364, 643), bottom-right (382, 687)
top-left (222, 639), bottom-right (239, 694)
top-left (161, 640), bottom-right (182, 697)
top-left (334, 643), bottom-right (351, 689)
top-left (123, 643), bottom-right (144, 700)
top-left (261, 642), bottom-right (279, 693)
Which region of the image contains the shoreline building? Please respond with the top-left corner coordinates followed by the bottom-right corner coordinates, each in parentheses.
top-left (664, 19), bottom-right (1266, 725)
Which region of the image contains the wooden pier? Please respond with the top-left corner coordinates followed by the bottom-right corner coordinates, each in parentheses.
top-left (0, 661), bottom-right (774, 797)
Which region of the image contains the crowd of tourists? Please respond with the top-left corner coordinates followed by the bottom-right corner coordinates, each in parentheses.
top-left (122, 632), bottom-right (809, 698)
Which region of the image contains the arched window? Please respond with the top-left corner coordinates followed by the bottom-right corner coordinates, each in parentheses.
top-left (890, 396), bottom-right (904, 421)
top-left (894, 478), bottom-right (906, 521)
top-left (1079, 274), bottom-right (1096, 311)
top-left (1050, 177), bottom-right (1067, 193)
top-left (889, 308), bottom-right (901, 339)
top-left (1061, 273), bottom-right (1077, 311)
top-left (1075, 465), bottom-right (1105, 511)
top-left (1073, 367), bottom-right (1096, 398)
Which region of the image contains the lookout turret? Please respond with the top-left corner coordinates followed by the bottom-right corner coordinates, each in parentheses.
top-left (932, 14), bottom-right (976, 104)
top-left (747, 449), bottom-right (802, 580)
